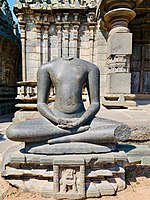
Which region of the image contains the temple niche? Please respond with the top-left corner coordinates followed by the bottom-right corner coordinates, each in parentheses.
top-left (13, 0), bottom-right (145, 122)
top-left (0, 0), bottom-right (21, 115)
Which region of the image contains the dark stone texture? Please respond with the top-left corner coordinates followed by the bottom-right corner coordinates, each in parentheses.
top-left (25, 142), bottom-right (116, 155)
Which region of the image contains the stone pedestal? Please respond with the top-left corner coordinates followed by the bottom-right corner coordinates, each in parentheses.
top-left (2, 144), bottom-right (128, 199)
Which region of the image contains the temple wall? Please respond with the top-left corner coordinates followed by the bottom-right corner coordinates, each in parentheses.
top-left (13, 0), bottom-right (146, 111)
top-left (0, 0), bottom-right (21, 115)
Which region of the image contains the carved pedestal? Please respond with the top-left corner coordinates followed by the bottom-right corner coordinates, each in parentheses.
top-left (2, 144), bottom-right (128, 199)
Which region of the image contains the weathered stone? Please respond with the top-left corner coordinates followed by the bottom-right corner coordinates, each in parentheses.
top-left (107, 73), bottom-right (131, 94)
top-left (86, 182), bottom-right (101, 198)
top-left (10, 154), bottom-right (26, 163)
top-left (53, 157), bottom-right (84, 165)
top-left (2, 146), bottom-right (128, 199)
top-left (114, 176), bottom-right (126, 191)
top-left (40, 182), bottom-right (53, 198)
top-left (107, 33), bottom-right (132, 57)
top-left (96, 180), bottom-right (115, 196)
top-left (141, 156), bottom-right (150, 165)
top-left (25, 143), bottom-right (116, 155)
top-left (87, 169), bottom-right (113, 177)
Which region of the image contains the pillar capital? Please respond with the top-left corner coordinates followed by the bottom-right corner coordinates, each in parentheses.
top-left (104, 8), bottom-right (136, 34)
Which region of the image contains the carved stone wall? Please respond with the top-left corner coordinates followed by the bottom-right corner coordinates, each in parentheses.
top-left (0, 0), bottom-right (21, 115)
top-left (13, 0), bottom-right (146, 112)
top-left (14, 0), bottom-right (99, 82)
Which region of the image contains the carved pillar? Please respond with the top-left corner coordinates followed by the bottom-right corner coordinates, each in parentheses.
top-left (35, 14), bottom-right (42, 67)
top-left (71, 24), bottom-right (79, 58)
top-left (62, 13), bottom-right (70, 58)
top-left (89, 25), bottom-right (95, 63)
top-left (42, 14), bottom-right (49, 64)
top-left (87, 12), bottom-right (96, 63)
top-left (104, 8), bottom-right (136, 73)
top-left (56, 14), bottom-right (62, 58)
top-left (104, 1), bottom-right (136, 98)
top-left (70, 13), bottom-right (80, 58)
top-left (19, 13), bottom-right (27, 81)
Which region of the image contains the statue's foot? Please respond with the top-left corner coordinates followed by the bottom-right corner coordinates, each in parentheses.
top-left (48, 124), bottom-right (130, 145)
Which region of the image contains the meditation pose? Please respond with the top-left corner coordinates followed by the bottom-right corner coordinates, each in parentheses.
top-left (6, 57), bottom-right (129, 145)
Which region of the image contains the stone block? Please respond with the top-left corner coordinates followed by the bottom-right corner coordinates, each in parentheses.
top-left (107, 73), bottom-right (131, 94)
top-left (97, 45), bottom-right (107, 54)
top-left (10, 154), bottom-right (26, 163)
top-left (26, 154), bottom-right (40, 163)
top-left (107, 33), bottom-right (132, 57)
top-left (80, 49), bottom-right (90, 56)
top-left (26, 46), bottom-right (36, 53)
top-left (114, 176), bottom-right (126, 192)
top-left (141, 156), bottom-right (150, 165)
top-left (86, 182), bottom-right (100, 198)
top-left (95, 154), bottom-right (114, 164)
top-left (53, 157), bottom-right (84, 165)
top-left (87, 169), bottom-right (113, 177)
top-left (41, 182), bottom-right (53, 198)
top-left (96, 180), bottom-right (115, 196)
top-left (96, 53), bottom-right (107, 61)
top-left (96, 38), bottom-right (107, 46)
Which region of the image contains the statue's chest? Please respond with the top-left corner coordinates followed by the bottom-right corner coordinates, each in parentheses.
top-left (50, 66), bottom-right (87, 85)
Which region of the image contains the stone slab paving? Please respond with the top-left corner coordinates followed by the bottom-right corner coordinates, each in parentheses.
top-left (98, 105), bottom-right (150, 125)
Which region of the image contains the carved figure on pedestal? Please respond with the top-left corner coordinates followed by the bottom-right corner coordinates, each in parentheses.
top-left (60, 168), bottom-right (77, 193)
top-left (6, 57), bottom-right (130, 147)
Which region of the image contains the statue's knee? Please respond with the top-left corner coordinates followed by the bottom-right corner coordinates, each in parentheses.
top-left (6, 125), bottom-right (20, 141)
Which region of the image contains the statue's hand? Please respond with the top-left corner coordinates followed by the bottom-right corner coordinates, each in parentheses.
top-left (58, 124), bottom-right (90, 133)
top-left (57, 118), bottom-right (78, 127)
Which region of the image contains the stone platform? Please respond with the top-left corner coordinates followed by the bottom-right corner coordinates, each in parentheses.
top-left (2, 144), bottom-right (127, 199)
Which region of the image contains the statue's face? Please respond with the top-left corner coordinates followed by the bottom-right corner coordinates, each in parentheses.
top-left (65, 169), bottom-right (75, 180)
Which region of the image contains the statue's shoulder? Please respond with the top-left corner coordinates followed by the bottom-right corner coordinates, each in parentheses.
top-left (39, 59), bottom-right (59, 71)
top-left (78, 58), bottom-right (100, 73)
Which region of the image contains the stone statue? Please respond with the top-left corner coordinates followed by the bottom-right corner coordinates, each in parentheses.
top-left (6, 57), bottom-right (130, 146)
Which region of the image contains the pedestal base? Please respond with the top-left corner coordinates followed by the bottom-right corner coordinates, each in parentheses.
top-left (2, 144), bottom-right (128, 199)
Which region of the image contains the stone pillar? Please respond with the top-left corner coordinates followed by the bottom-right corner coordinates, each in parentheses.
top-left (70, 13), bottom-right (80, 58)
top-left (87, 12), bottom-right (96, 63)
top-left (89, 25), bottom-right (95, 63)
top-left (35, 14), bottom-right (42, 68)
top-left (102, 1), bottom-right (137, 107)
top-left (56, 14), bottom-right (62, 58)
top-left (42, 14), bottom-right (49, 64)
top-left (18, 14), bottom-right (27, 81)
top-left (62, 13), bottom-right (70, 58)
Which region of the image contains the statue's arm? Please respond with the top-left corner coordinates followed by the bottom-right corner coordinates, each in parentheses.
top-left (37, 65), bottom-right (58, 124)
top-left (75, 65), bottom-right (100, 126)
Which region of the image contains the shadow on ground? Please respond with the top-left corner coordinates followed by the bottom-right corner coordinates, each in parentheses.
top-left (126, 165), bottom-right (150, 185)
top-left (0, 133), bottom-right (6, 141)
top-left (0, 114), bottom-right (14, 123)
